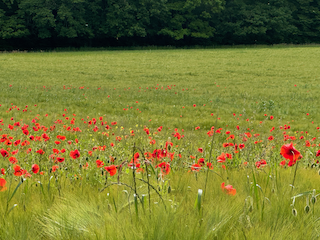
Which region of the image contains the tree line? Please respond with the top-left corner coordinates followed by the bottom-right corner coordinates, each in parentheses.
top-left (1, 0), bottom-right (320, 49)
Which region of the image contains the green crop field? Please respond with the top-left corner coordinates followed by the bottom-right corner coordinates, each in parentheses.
top-left (1, 46), bottom-right (320, 239)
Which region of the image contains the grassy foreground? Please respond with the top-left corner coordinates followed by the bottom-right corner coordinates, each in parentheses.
top-left (0, 46), bottom-right (320, 239)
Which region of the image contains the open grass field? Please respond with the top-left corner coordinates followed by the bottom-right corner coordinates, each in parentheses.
top-left (1, 46), bottom-right (320, 239)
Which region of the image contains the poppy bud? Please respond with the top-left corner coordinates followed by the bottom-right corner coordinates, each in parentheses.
top-left (305, 205), bottom-right (310, 214)
top-left (168, 185), bottom-right (171, 193)
top-left (248, 205), bottom-right (253, 212)
top-left (311, 196), bottom-right (317, 205)
top-left (292, 208), bottom-right (298, 217)
top-left (79, 164), bottom-right (82, 169)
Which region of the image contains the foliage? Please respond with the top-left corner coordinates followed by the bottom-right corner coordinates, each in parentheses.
top-left (1, 0), bottom-right (320, 48)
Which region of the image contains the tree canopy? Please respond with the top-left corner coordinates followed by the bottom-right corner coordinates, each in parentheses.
top-left (0, 0), bottom-right (319, 49)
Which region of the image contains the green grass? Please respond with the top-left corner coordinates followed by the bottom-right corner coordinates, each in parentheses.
top-left (0, 46), bottom-right (320, 239)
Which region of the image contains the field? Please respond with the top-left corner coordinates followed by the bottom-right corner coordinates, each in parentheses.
top-left (1, 46), bottom-right (320, 239)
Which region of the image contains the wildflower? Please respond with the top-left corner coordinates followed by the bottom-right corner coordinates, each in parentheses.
top-left (13, 165), bottom-right (23, 176)
top-left (306, 140), bottom-right (311, 147)
top-left (156, 162), bottom-right (171, 175)
top-left (217, 153), bottom-right (226, 163)
top-left (0, 178), bottom-right (7, 191)
top-left (96, 160), bottom-right (104, 168)
top-left (9, 157), bottom-right (17, 164)
top-left (268, 136), bottom-right (274, 141)
top-left (105, 165), bottom-right (117, 176)
top-left (255, 159), bottom-right (267, 169)
top-left (191, 163), bottom-right (201, 172)
top-left (70, 149), bottom-right (80, 159)
top-left (52, 165), bottom-right (59, 172)
top-left (0, 149), bottom-right (9, 157)
top-left (280, 143), bottom-right (302, 161)
top-left (36, 149), bottom-right (45, 155)
top-left (32, 164), bottom-right (40, 174)
top-left (221, 182), bottom-right (236, 195)
top-left (57, 157), bottom-right (65, 163)
top-left (207, 162), bottom-right (213, 169)
top-left (197, 158), bottom-right (205, 166)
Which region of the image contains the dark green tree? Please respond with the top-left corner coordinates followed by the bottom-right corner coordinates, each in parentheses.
top-left (159, 0), bottom-right (225, 40)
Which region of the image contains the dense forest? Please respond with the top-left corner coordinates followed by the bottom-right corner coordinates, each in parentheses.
top-left (1, 0), bottom-right (320, 49)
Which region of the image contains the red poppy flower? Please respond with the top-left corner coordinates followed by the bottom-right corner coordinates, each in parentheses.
top-left (52, 165), bottom-right (59, 172)
top-left (96, 160), bottom-right (104, 168)
top-left (316, 150), bottom-right (320, 157)
top-left (1, 168), bottom-right (5, 175)
top-left (191, 163), bottom-right (201, 172)
top-left (207, 162), bottom-right (213, 169)
top-left (105, 165), bottom-right (117, 176)
top-left (41, 133), bottom-right (50, 141)
top-left (32, 164), bottom-right (39, 174)
top-left (223, 143), bottom-right (229, 148)
top-left (9, 157), bottom-right (17, 164)
top-left (306, 140), bottom-right (311, 147)
top-left (57, 157), bottom-right (65, 163)
top-left (36, 149), bottom-right (45, 155)
top-left (70, 149), bottom-right (80, 159)
top-left (280, 143), bottom-right (302, 161)
top-left (14, 139), bottom-right (21, 146)
top-left (280, 160), bottom-right (286, 167)
top-left (197, 158), bottom-right (205, 166)
top-left (156, 162), bottom-right (171, 175)
top-left (22, 129), bottom-right (29, 136)
top-left (217, 153), bottom-right (226, 163)
top-left (268, 136), bottom-right (274, 141)
top-left (13, 165), bottom-right (23, 176)
top-left (0, 149), bottom-right (9, 157)
top-left (53, 149), bottom-right (59, 154)
top-left (0, 178), bottom-right (7, 191)
top-left (255, 159), bottom-right (267, 169)
top-left (57, 135), bottom-right (66, 141)
top-left (221, 182), bottom-right (236, 195)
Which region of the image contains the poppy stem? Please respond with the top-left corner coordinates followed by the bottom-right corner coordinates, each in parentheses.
top-left (135, 146), bottom-right (152, 213)
top-left (291, 161), bottom-right (299, 192)
top-left (203, 110), bottom-right (219, 200)
top-left (132, 143), bottom-right (137, 197)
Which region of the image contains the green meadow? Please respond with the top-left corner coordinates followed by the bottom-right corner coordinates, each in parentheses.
top-left (0, 46), bottom-right (320, 239)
